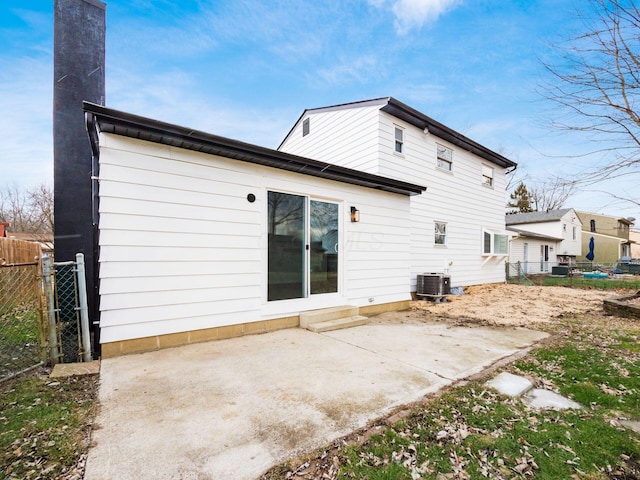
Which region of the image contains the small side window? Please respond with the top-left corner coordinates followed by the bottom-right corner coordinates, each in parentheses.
top-left (434, 222), bottom-right (447, 245)
top-left (481, 165), bottom-right (493, 187)
top-left (590, 219), bottom-right (596, 233)
top-left (437, 144), bottom-right (453, 171)
top-left (394, 127), bottom-right (404, 154)
top-left (302, 118), bottom-right (310, 137)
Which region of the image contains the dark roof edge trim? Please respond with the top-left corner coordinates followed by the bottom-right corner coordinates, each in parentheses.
top-left (382, 97), bottom-right (517, 169)
top-left (83, 102), bottom-right (426, 197)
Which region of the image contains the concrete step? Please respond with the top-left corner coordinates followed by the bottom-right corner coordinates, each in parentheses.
top-left (306, 315), bottom-right (369, 333)
top-left (299, 305), bottom-right (359, 329)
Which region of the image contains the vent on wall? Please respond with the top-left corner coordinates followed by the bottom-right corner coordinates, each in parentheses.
top-left (416, 273), bottom-right (451, 296)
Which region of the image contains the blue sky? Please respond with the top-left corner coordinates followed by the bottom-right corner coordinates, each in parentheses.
top-left (0, 0), bottom-right (637, 220)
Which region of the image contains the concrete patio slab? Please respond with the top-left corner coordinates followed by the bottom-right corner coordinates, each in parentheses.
top-left (84, 322), bottom-right (548, 480)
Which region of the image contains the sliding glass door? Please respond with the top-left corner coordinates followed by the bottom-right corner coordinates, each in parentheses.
top-left (267, 191), bottom-right (339, 301)
top-left (310, 200), bottom-right (338, 295)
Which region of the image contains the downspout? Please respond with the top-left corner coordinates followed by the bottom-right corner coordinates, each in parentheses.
top-left (85, 111), bottom-right (101, 357)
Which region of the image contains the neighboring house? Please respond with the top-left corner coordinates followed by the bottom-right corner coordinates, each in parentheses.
top-left (84, 102), bottom-right (425, 357)
top-left (278, 97), bottom-right (517, 290)
top-left (631, 230), bottom-right (640, 258)
top-left (576, 211), bottom-right (635, 264)
top-left (505, 208), bottom-right (583, 273)
top-left (0, 222), bottom-right (9, 237)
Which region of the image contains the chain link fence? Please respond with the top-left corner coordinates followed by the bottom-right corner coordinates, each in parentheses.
top-left (0, 262), bottom-right (46, 379)
top-left (1, 254), bottom-right (92, 382)
top-left (506, 261), bottom-right (640, 289)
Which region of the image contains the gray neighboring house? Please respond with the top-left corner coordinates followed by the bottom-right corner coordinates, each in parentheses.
top-left (506, 209), bottom-right (582, 274)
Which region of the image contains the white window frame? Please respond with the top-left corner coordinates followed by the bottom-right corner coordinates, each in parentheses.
top-left (482, 228), bottom-right (508, 256)
top-left (394, 126), bottom-right (404, 154)
top-left (434, 221), bottom-right (447, 245)
top-left (481, 165), bottom-right (493, 187)
top-left (437, 144), bottom-right (453, 171)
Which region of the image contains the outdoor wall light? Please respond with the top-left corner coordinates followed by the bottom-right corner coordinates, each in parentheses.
top-left (350, 206), bottom-right (360, 223)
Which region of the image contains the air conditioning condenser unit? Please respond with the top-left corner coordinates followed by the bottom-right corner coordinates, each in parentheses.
top-left (416, 273), bottom-right (451, 297)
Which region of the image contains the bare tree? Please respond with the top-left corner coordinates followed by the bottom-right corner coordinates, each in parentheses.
top-left (529, 177), bottom-right (576, 212)
top-left (541, 0), bottom-right (640, 205)
top-left (0, 184), bottom-right (53, 235)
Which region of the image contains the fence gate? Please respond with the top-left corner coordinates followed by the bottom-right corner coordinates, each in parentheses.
top-left (0, 261), bottom-right (45, 380)
top-left (43, 254), bottom-right (92, 366)
top-left (0, 254), bottom-right (93, 381)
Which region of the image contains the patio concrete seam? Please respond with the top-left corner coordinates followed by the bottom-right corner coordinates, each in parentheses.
top-left (318, 331), bottom-right (456, 381)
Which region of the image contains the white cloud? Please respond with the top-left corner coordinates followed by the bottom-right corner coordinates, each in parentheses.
top-left (313, 55), bottom-right (384, 86)
top-left (372, 0), bottom-right (463, 34)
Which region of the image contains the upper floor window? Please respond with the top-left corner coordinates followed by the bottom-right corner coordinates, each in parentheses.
top-left (482, 165), bottom-right (493, 187)
top-left (590, 219), bottom-right (596, 232)
top-left (573, 226), bottom-right (577, 240)
top-left (437, 144), bottom-right (453, 171)
top-left (434, 222), bottom-right (447, 245)
top-left (394, 126), bottom-right (404, 154)
top-left (302, 118), bottom-right (310, 137)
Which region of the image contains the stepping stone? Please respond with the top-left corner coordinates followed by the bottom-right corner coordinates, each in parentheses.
top-left (620, 420), bottom-right (640, 434)
top-left (485, 372), bottom-right (533, 398)
top-left (50, 360), bottom-right (101, 378)
top-left (523, 389), bottom-right (581, 410)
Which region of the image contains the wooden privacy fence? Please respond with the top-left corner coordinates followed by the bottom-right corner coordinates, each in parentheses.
top-left (0, 236), bottom-right (43, 265)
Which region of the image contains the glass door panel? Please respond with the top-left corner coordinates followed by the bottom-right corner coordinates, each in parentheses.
top-left (268, 192), bottom-right (306, 301)
top-left (310, 200), bottom-right (339, 295)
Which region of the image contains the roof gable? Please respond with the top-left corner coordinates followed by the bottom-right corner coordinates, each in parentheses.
top-left (279, 97), bottom-right (517, 169)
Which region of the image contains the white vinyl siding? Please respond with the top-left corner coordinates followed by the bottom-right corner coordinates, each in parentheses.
top-left (98, 134), bottom-right (412, 343)
top-left (280, 104), bottom-right (510, 288)
top-left (279, 103), bottom-right (382, 174)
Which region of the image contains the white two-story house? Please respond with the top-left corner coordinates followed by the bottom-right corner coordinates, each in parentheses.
top-left (279, 97), bottom-right (517, 290)
top-left (505, 208), bottom-right (583, 274)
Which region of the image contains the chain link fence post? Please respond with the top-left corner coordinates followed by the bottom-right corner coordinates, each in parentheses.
top-left (75, 253), bottom-right (92, 362)
top-left (42, 255), bottom-right (61, 365)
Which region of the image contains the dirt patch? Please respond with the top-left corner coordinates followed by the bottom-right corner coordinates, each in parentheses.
top-left (371, 284), bottom-right (615, 328)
